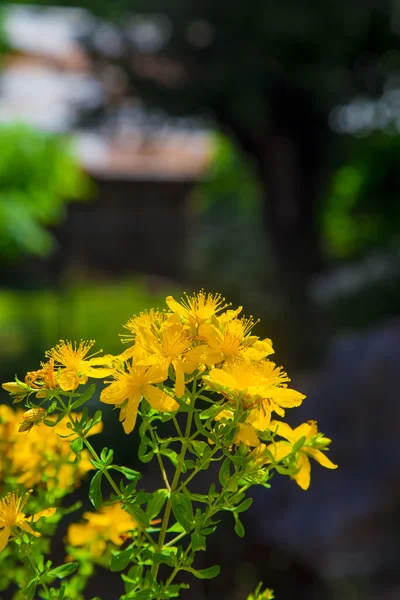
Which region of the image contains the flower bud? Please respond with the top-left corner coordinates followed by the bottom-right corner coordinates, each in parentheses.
top-left (22, 408), bottom-right (47, 422)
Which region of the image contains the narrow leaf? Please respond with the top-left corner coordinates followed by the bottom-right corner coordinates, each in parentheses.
top-left (89, 471), bottom-right (103, 509)
top-left (71, 384), bottom-right (96, 410)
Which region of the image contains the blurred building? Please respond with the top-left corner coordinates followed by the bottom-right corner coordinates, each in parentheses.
top-left (0, 4), bottom-right (213, 281)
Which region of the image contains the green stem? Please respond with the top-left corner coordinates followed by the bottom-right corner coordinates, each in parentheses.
top-left (151, 379), bottom-right (197, 581)
top-left (162, 541), bottom-right (193, 590)
top-left (149, 426), bottom-right (171, 492)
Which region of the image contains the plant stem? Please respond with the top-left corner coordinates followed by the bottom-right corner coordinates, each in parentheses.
top-left (151, 380), bottom-right (197, 581)
top-left (149, 426), bottom-right (171, 492)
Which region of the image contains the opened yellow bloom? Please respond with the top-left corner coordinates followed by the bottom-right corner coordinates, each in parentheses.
top-left (166, 291), bottom-right (241, 326)
top-left (204, 360), bottom-right (305, 432)
top-left (100, 363), bottom-right (179, 433)
top-left (198, 317), bottom-right (273, 363)
top-left (46, 340), bottom-right (114, 391)
top-left (0, 490), bottom-right (56, 552)
top-left (67, 503), bottom-right (137, 557)
top-left (267, 420), bottom-right (338, 490)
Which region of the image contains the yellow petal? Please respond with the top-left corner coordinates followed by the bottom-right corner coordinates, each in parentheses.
top-left (144, 363), bottom-right (169, 385)
top-left (81, 366), bottom-right (115, 378)
top-left (247, 406), bottom-right (271, 432)
top-left (235, 424), bottom-right (260, 447)
top-left (58, 370), bottom-right (80, 391)
top-left (165, 296), bottom-right (187, 318)
top-left (267, 440), bottom-right (293, 462)
top-left (186, 346), bottom-right (223, 366)
top-left (173, 359), bottom-right (185, 398)
top-left (142, 385), bottom-right (179, 412)
top-left (245, 338), bottom-right (274, 360)
top-left (32, 507), bottom-right (57, 522)
top-left (206, 368), bottom-right (238, 390)
top-left (292, 422), bottom-right (315, 440)
top-left (18, 520), bottom-right (40, 537)
top-left (270, 420), bottom-right (295, 442)
top-left (100, 381), bottom-right (129, 406)
top-left (267, 387), bottom-right (305, 408)
top-left (293, 453), bottom-right (311, 490)
top-left (305, 447), bottom-right (338, 469)
top-left (198, 323), bottom-right (223, 349)
top-left (122, 393), bottom-right (141, 434)
top-left (218, 306), bottom-right (242, 323)
top-left (0, 528), bottom-right (10, 552)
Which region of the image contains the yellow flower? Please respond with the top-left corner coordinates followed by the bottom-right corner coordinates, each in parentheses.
top-left (166, 291), bottom-right (241, 326)
top-left (267, 420), bottom-right (338, 490)
top-left (198, 317), bottom-right (274, 363)
top-left (100, 363), bottom-right (179, 434)
top-left (46, 340), bottom-right (114, 391)
top-left (67, 503), bottom-right (137, 557)
top-left (0, 490), bottom-right (56, 552)
top-left (137, 321), bottom-right (206, 398)
top-left (204, 360), bottom-right (305, 432)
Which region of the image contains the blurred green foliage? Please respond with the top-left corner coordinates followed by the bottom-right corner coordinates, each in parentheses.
top-left (0, 280), bottom-right (180, 379)
top-left (0, 124), bottom-right (91, 262)
top-left (322, 133), bottom-right (400, 259)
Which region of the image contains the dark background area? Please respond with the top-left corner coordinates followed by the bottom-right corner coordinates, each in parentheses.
top-left (2, 1), bottom-right (400, 598)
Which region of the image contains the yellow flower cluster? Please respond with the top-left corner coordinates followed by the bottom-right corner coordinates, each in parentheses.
top-left (66, 503), bottom-right (137, 558)
top-left (100, 292), bottom-right (274, 434)
top-left (1, 291), bottom-right (337, 490)
top-left (0, 405), bottom-right (101, 493)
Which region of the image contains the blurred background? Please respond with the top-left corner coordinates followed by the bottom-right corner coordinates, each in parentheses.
top-left (1, 1), bottom-right (400, 598)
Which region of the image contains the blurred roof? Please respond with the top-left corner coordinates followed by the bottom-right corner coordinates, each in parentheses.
top-left (0, 4), bottom-right (213, 181)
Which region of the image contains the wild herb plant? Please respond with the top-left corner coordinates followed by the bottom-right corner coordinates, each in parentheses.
top-left (1, 291), bottom-right (337, 599)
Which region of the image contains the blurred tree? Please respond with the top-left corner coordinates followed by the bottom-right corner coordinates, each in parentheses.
top-left (35, 0), bottom-right (400, 357)
top-left (55, 0), bottom-right (395, 287)
top-left (0, 124), bottom-right (91, 263)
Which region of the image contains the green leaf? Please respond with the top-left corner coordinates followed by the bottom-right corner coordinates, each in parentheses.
top-left (292, 435), bottom-right (306, 453)
top-left (71, 384), bottom-right (96, 410)
top-left (170, 492), bottom-right (194, 533)
top-left (218, 457), bottom-right (231, 487)
top-left (138, 441), bottom-right (154, 463)
top-left (70, 437), bottom-right (83, 455)
top-left (100, 447), bottom-right (114, 465)
top-left (48, 563), bottom-right (78, 579)
top-left (235, 498), bottom-right (253, 513)
top-left (128, 505), bottom-right (150, 528)
top-left (92, 409), bottom-right (103, 427)
top-left (184, 565), bottom-right (220, 579)
top-left (234, 513), bottom-right (245, 538)
top-left (24, 580), bottom-right (37, 600)
top-left (159, 448), bottom-right (185, 471)
top-left (110, 548), bottom-right (132, 572)
top-left (190, 440), bottom-right (209, 457)
top-left (194, 412), bottom-right (214, 440)
top-left (199, 404), bottom-right (224, 420)
top-left (113, 465), bottom-right (141, 481)
top-left (146, 489), bottom-right (168, 519)
top-left (191, 532), bottom-right (206, 552)
top-left (89, 471), bottom-right (103, 509)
